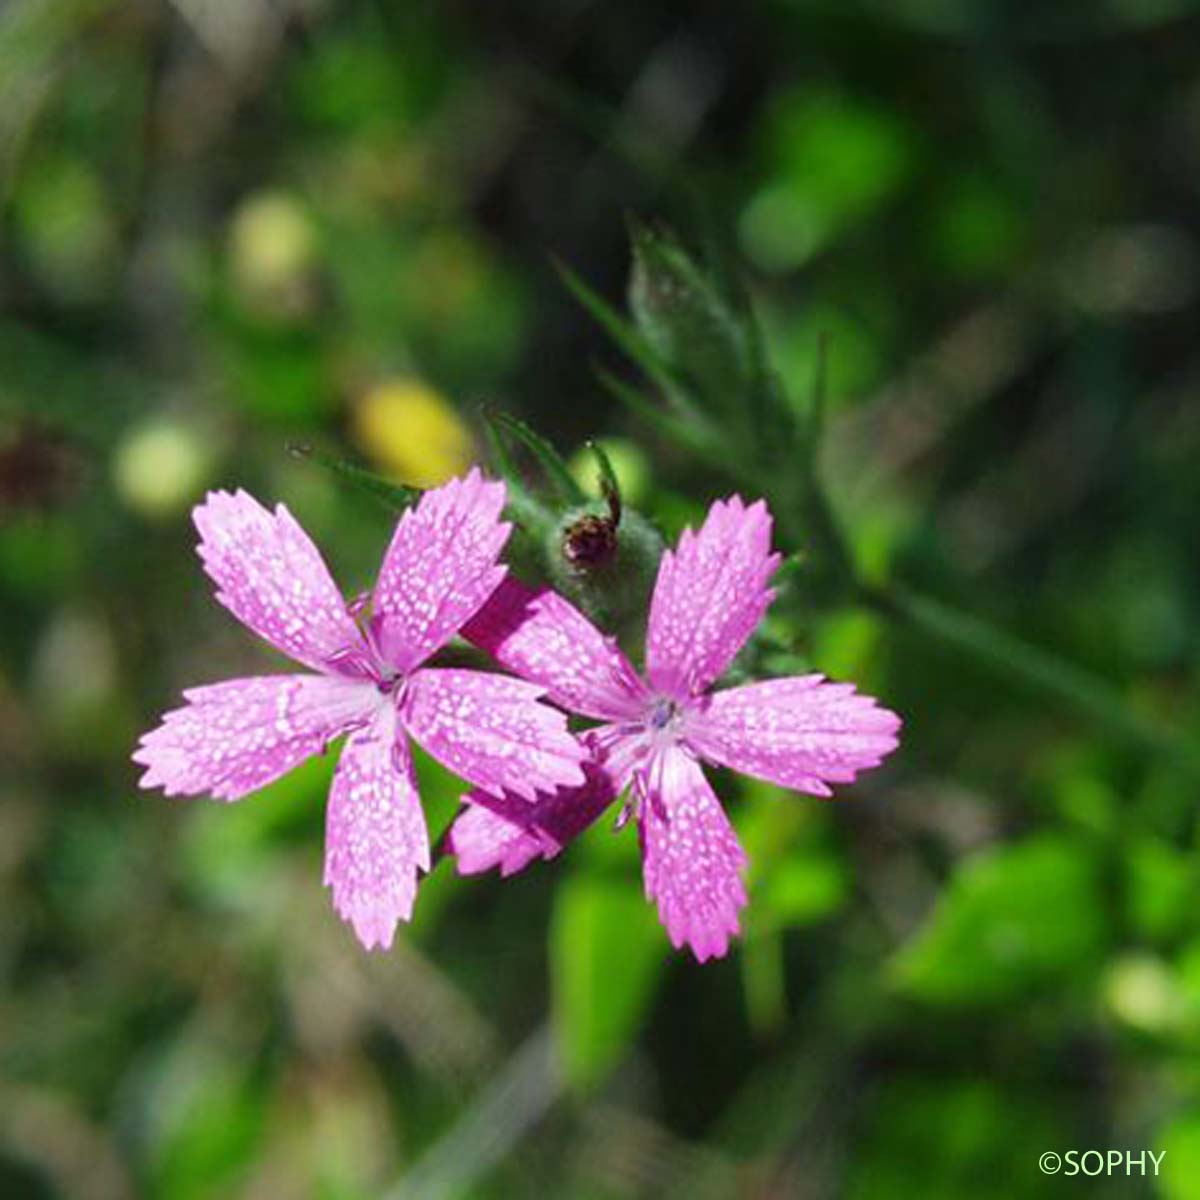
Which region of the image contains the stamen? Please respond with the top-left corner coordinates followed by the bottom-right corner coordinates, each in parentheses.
top-left (612, 797), bottom-right (634, 831)
top-left (648, 698), bottom-right (676, 730)
top-left (377, 671), bottom-right (409, 707)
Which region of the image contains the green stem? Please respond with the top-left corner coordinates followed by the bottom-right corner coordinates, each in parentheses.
top-left (864, 581), bottom-right (1200, 778)
top-left (793, 448), bottom-right (1197, 777)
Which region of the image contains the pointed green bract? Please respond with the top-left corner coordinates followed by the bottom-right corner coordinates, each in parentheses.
top-left (477, 406), bottom-right (557, 538)
top-left (488, 410), bottom-right (584, 506)
top-left (555, 256), bottom-right (687, 406)
top-left (594, 366), bottom-right (722, 459)
top-left (287, 442), bottom-right (421, 512)
top-left (584, 439), bottom-right (621, 512)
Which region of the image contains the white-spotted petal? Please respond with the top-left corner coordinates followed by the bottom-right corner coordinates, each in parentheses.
top-left (645, 496), bottom-right (780, 700)
top-left (372, 468), bottom-right (510, 672)
top-left (324, 705), bottom-right (429, 951)
top-left (193, 490), bottom-right (362, 671)
top-left (462, 577), bottom-right (647, 721)
top-left (401, 667), bottom-right (586, 802)
top-left (133, 674), bottom-right (375, 801)
top-left (639, 749), bottom-right (748, 963)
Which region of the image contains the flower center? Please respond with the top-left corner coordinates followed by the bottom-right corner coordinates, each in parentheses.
top-left (376, 667), bottom-right (403, 696)
top-left (647, 697), bottom-right (678, 731)
top-left (327, 602), bottom-right (408, 703)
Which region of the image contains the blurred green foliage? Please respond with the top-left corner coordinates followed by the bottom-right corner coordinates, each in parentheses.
top-left (891, 834), bottom-right (1108, 1004)
top-left (3, 0), bottom-right (1200, 1197)
top-left (550, 875), bottom-right (665, 1093)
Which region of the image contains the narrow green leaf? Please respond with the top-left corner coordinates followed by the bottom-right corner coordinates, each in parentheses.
top-left (490, 411), bottom-right (584, 505)
top-left (584, 439), bottom-right (621, 514)
top-left (477, 406), bottom-right (555, 534)
top-left (593, 367), bottom-right (784, 527)
top-left (555, 258), bottom-right (689, 407)
top-left (478, 403), bottom-right (522, 487)
top-left (287, 443), bottom-right (420, 512)
top-left (550, 874), bottom-right (667, 1091)
top-left (594, 366), bottom-right (720, 458)
top-left (869, 582), bottom-right (1200, 777)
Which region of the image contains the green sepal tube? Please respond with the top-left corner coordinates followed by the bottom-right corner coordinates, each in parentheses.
top-left (544, 501), bottom-right (664, 642)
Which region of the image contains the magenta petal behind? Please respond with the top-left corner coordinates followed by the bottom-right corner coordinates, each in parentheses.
top-left (372, 468), bottom-right (510, 672)
top-left (192, 490), bottom-right (362, 672)
top-left (639, 749), bottom-right (749, 963)
top-left (324, 706), bottom-right (429, 951)
top-left (449, 762), bottom-right (618, 877)
top-left (645, 496), bottom-right (780, 700)
top-left (401, 667), bottom-right (585, 802)
top-left (689, 675), bottom-right (901, 796)
top-left (447, 796), bottom-right (558, 878)
top-left (462, 577), bottom-right (647, 721)
top-left (133, 674), bottom-right (373, 801)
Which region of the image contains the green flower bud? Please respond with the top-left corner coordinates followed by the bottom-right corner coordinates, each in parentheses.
top-left (545, 500), bottom-right (663, 637)
top-left (628, 217), bottom-right (753, 408)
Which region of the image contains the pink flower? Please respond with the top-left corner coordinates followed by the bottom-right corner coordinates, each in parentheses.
top-left (133, 469), bottom-right (585, 951)
top-left (450, 496), bottom-right (901, 961)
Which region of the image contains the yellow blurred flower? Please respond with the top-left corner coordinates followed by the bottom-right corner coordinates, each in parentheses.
top-left (352, 379), bottom-right (474, 488)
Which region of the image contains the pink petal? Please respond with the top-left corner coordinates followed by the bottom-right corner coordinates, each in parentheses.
top-left (687, 675), bottom-right (901, 796)
top-left (448, 762), bottom-right (618, 876)
top-left (193, 490), bottom-right (362, 672)
top-left (461, 577), bottom-right (647, 721)
top-left (324, 705), bottom-right (429, 951)
top-left (371, 468), bottom-right (510, 672)
top-left (645, 496), bottom-right (781, 700)
top-left (401, 667), bottom-right (586, 802)
top-left (133, 674), bottom-right (375, 801)
top-left (638, 749), bottom-right (748, 962)
top-left (446, 799), bottom-right (551, 877)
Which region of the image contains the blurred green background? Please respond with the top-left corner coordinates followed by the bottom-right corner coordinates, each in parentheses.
top-left (4, 0), bottom-right (1200, 1196)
